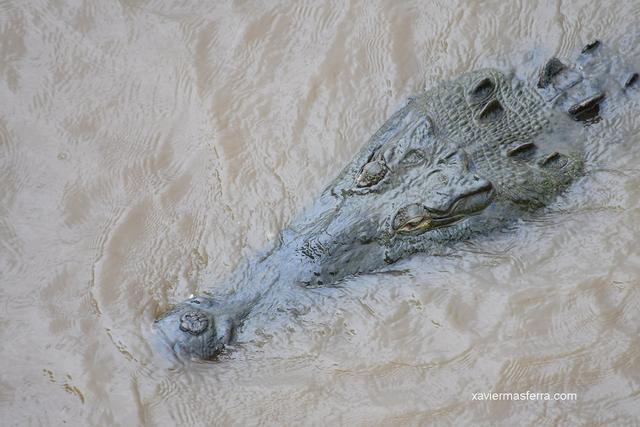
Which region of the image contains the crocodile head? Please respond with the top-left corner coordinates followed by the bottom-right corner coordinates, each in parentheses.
top-left (154, 40), bottom-right (636, 360)
top-left (292, 111), bottom-right (496, 287)
top-left (153, 139), bottom-right (494, 361)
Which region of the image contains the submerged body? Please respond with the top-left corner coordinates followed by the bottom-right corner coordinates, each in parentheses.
top-left (153, 41), bottom-right (637, 361)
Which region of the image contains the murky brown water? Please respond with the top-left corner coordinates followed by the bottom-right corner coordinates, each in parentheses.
top-left (2, 0), bottom-right (640, 425)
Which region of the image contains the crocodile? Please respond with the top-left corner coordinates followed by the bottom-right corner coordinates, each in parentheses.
top-left (153, 41), bottom-right (637, 361)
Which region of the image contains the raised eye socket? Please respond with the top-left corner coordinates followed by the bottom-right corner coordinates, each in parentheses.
top-left (393, 203), bottom-right (432, 233)
top-left (356, 159), bottom-right (387, 187)
top-left (468, 77), bottom-right (496, 104)
top-left (400, 149), bottom-right (425, 166)
top-left (397, 217), bottom-right (430, 233)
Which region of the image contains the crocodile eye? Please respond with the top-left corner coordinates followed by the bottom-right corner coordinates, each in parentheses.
top-left (356, 159), bottom-right (387, 187)
top-left (393, 203), bottom-right (432, 234)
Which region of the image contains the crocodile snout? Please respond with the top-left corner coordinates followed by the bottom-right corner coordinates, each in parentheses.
top-left (153, 299), bottom-right (230, 361)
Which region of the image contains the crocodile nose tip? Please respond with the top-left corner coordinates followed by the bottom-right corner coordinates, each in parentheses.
top-left (179, 310), bottom-right (209, 335)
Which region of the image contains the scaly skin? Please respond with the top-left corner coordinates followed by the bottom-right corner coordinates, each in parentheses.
top-left (153, 41), bottom-right (637, 361)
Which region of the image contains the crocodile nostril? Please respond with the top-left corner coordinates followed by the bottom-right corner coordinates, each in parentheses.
top-left (179, 311), bottom-right (209, 336)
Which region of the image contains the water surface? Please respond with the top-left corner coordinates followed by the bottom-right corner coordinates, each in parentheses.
top-left (1, 0), bottom-right (640, 425)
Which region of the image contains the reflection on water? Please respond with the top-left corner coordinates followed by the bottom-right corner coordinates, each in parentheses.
top-left (1, 0), bottom-right (640, 425)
